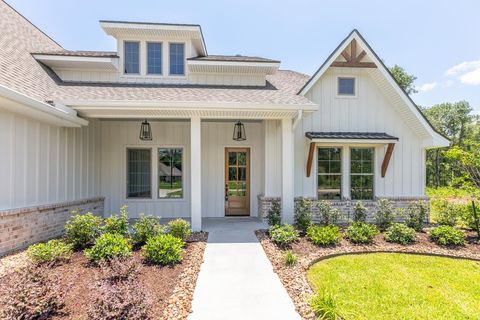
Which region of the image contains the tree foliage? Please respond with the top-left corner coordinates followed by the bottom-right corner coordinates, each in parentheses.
top-left (389, 65), bottom-right (418, 95)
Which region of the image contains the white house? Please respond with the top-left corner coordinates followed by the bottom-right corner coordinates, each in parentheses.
top-left (0, 1), bottom-right (448, 255)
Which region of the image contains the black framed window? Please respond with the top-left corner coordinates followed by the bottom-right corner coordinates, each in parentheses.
top-left (338, 77), bottom-right (355, 95)
top-left (169, 43), bottom-right (185, 75)
top-left (127, 149), bottom-right (151, 198)
top-left (124, 41), bottom-right (140, 74)
top-left (317, 147), bottom-right (342, 200)
top-left (158, 148), bottom-right (183, 198)
top-left (350, 148), bottom-right (374, 200)
top-left (147, 42), bottom-right (162, 74)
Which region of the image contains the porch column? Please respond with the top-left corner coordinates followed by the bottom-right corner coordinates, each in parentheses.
top-left (281, 118), bottom-right (295, 224)
top-left (190, 116), bottom-right (202, 231)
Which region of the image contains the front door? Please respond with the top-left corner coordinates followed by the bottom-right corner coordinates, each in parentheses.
top-left (225, 148), bottom-right (250, 216)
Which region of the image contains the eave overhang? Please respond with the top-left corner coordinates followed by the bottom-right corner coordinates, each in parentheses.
top-left (32, 54), bottom-right (119, 71)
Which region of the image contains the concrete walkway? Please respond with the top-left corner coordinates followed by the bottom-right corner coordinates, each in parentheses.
top-left (189, 218), bottom-right (301, 320)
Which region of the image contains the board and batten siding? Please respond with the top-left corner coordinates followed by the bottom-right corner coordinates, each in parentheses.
top-left (298, 67), bottom-right (426, 198)
top-left (0, 110), bottom-right (101, 210)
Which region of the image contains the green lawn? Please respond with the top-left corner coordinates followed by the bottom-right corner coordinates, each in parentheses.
top-left (307, 253), bottom-right (480, 320)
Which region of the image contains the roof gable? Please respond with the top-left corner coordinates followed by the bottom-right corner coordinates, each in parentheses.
top-left (299, 30), bottom-right (449, 147)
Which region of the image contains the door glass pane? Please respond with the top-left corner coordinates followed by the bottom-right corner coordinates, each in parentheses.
top-left (228, 167), bottom-right (237, 180)
top-left (228, 181), bottom-right (237, 196)
top-left (237, 182), bottom-right (246, 196)
top-left (238, 167), bottom-right (246, 181)
top-left (229, 152), bottom-right (237, 165)
top-left (237, 152), bottom-right (246, 165)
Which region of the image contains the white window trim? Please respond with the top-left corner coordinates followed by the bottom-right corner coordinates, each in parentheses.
top-left (123, 40), bottom-right (141, 76)
top-left (335, 76), bottom-right (358, 99)
top-left (157, 146), bottom-right (185, 200)
top-left (349, 146), bottom-right (375, 201)
top-left (168, 42), bottom-right (186, 76)
top-left (316, 146), bottom-right (343, 200)
top-left (146, 41), bottom-right (163, 76)
top-left (125, 147), bottom-right (153, 200)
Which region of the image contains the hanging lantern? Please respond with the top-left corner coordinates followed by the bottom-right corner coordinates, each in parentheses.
top-left (232, 120), bottom-right (246, 141)
top-left (139, 119), bottom-right (152, 140)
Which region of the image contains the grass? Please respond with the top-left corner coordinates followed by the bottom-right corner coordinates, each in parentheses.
top-left (307, 253), bottom-right (480, 320)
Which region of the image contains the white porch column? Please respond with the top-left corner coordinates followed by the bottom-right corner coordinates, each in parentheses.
top-left (281, 118), bottom-right (295, 224)
top-left (190, 116), bottom-right (202, 231)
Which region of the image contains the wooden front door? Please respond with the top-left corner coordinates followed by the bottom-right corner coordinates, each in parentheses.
top-left (225, 148), bottom-right (250, 216)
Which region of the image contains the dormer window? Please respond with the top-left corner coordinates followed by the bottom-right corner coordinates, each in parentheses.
top-left (147, 42), bottom-right (162, 75)
top-left (169, 43), bottom-right (185, 75)
top-left (124, 41), bottom-right (140, 74)
top-left (338, 77), bottom-right (356, 96)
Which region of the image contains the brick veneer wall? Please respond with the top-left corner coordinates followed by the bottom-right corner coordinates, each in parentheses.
top-left (0, 197), bottom-right (104, 256)
top-left (258, 195), bottom-right (429, 223)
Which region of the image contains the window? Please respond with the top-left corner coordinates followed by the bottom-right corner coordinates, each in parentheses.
top-left (124, 41), bottom-right (140, 74)
top-left (350, 148), bottom-right (374, 200)
top-left (317, 148), bottom-right (342, 200)
top-left (338, 77), bottom-right (355, 95)
top-left (158, 148), bottom-right (183, 198)
top-left (127, 149), bottom-right (151, 198)
top-left (147, 42), bottom-right (162, 74)
top-left (169, 43), bottom-right (185, 75)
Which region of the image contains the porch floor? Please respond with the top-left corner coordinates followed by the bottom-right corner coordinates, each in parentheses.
top-left (189, 218), bottom-right (300, 320)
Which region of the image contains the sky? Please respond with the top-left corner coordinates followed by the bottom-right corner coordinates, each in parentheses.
top-left (7, 0), bottom-right (480, 112)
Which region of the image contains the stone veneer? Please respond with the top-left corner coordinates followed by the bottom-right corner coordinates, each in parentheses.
top-left (0, 197), bottom-right (104, 256)
top-left (258, 194), bottom-right (429, 223)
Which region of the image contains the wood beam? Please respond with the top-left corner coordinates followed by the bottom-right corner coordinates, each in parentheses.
top-left (341, 50), bottom-right (351, 62)
top-left (331, 61), bottom-right (377, 68)
top-left (351, 39), bottom-right (357, 61)
top-left (356, 50), bottom-right (367, 62)
top-left (381, 143), bottom-right (395, 178)
top-left (306, 142), bottom-right (315, 177)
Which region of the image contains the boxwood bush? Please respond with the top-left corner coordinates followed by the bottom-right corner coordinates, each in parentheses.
top-left (65, 212), bottom-right (102, 249)
top-left (346, 222), bottom-right (378, 244)
top-left (294, 197), bottom-right (312, 233)
top-left (166, 219), bottom-right (191, 242)
top-left (131, 214), bottom-right (164, 246)
top-left (373, 198), bottom-right (396, 231)
top-left (429, 225), bottom-right (465, 246)
top-left (315, 201), bottom-right (344, 226)
top-left (142, 234), bottom-right (184, 265)
top-left (384, 223), bottom-right (416, 245)
top-left (102, 205), bottom-right (129, 236)
top-left (266, 199), bottom-right (282, 227)
top-left (27, 239), bottom-right (73, 265)
top-left (352, 201), bottom-right (368, 223)
top-left (269, 224), bottom-right (299, 247)
top-left (306, 225), bottom-right (342, 247)
top-left (403, 201), bottom-right (428, 231)
top-left (85, 233), bottom-right (132, 262)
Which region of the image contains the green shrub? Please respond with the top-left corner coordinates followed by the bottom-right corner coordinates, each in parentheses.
top-left (346, 222), bottom-right (378, 244)
top-left (307, 225), bottom-right (342, 247)
top-left (267, 199), bottom-right (282, 227)
top-left (429, 226), bottom-right (465, 246)
top-left (284, 250), bottom-right (298, 266)
top-left (309, 291), bottom-right (345, 320)
top-left (373, 198), bottom-right (396, 231)
top-left (142, 234), bottom-right (184, 265)
top-left (403, 201), bottom-right (428, 231)
top-left (166, 219), bottom-right (191, 242)
top-left (315, 201), bottom-right (344, 226)
top-left (384, 223), bottom-right (416, 245)
top-left (85, 233), bottom-right (132, 262)
top-left (102, 205), bottom-right (129, 236)
top-left (65, 212), bottom-right (103, 249)
top-left (294, 197), bottom-right (312, 233)
top-left (352, 201), bottom-right (368, 223)
top-left (27, 240), bottom-right (73, 265)
top-left (430, 199), bottom-right (463, 226)
top-left (131, 214), bottom-right (164, 246)
top-left (269, 224), bottom-right (299, 247)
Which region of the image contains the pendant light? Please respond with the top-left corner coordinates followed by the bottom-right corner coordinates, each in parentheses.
top-left (139, 119), bottom-right (153, 140)
top-left (232, 120), bottom-right (246, 141)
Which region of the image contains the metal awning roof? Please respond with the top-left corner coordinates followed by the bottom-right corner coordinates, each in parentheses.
top-left (306, 132), bottom-right (398, 144)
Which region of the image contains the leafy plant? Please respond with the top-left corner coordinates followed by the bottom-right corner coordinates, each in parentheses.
top-left (346, 222), bottom-right (378, 244)
top-left (307, 225), bottom-right (342, 247)
top-left (0, 266), bottom-right (65, 320)
top-left (373, 198), bottom-right (396, 231)
top-left (284, 250), bottom-right (298, 266)
top-left (309, 291), bottom-right (345, 320)
top-left (102, 205), bottom-right (129, 236)
top-left (294, 197), bottom-right (312, 233)
top-left (384, 223), bottom-right (416, 245)
top-left (27, 239), bottom-right (73, 265)
top-left (352, 201), bottom-right (368, 223)
top-left (85, 233), bottom-right (132, 262)
top-left (269, 224), bottom-right (299, 247)
top-left (403, 201), bottom-right (428, 231)
top-left (429, 226), bottom-right (465, 246)
top-left (142, 234), bottom-right (184, 265)
top-left (166, 219), bottom-right (191, 242)
top-left (131, 214), bottom-right (164, 246)
top-left (266, 199), bottom-right (282, 227)
top-left (65, 211), bottom-right (103, 249)
top-left (315, 201), bottom-right (344, 226)
top-left (432, 199), bottom-right (463, 226)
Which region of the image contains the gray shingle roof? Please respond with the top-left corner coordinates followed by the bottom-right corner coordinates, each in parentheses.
top-left (305, 132), bottom-right (399, 140)
top-left (32, 50), bottom-right (119, 58)
top-left (188, 55), bottom-right (280, 63)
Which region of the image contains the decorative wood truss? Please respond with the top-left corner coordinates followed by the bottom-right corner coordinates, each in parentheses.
top-left (331, 39), bottom-right (377, 68)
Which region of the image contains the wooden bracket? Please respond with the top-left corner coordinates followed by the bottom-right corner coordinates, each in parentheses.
top-left (331, 39), bottom-right (377, 68)
top-left (306, 142), bottom-right (315, 177)
top-left (381, 143), bottom-right (395, 177)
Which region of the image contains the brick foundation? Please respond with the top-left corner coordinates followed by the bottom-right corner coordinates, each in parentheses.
top-left (258, 194), bottom-right (429, 223)
top-left (0, 197), bottom-right (104, 256)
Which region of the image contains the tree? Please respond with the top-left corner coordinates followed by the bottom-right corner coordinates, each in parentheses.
top-left (444, 141), bottom-right (480, 189)
top-left (389, 65), bottom-right (417, 95)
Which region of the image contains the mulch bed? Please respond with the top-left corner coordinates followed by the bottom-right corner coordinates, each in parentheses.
top-left (256, 229), bottom-right (480, 320)
top-left (0, 232), bottom-right (208, 320)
